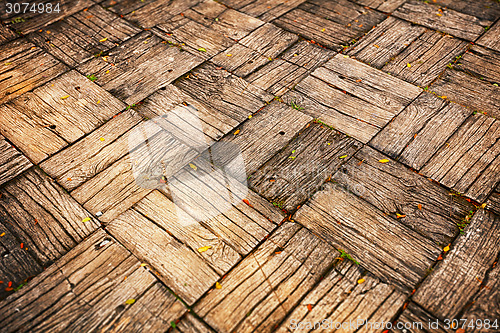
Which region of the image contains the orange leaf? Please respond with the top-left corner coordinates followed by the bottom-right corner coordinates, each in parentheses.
top-left (307, 304), bottom-right (312, 312)
top-left (396, 213), bottom-right (406, 218)
top-left (243, 199), bottom-right (251, 206)
top-left (418, 204), bottom-right (422, 210)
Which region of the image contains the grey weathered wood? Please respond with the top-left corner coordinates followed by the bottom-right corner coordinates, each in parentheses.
top-left (430, 0), bottom-right (500, 22)
top-left (275, 261), bottom-right (406, 333)
top-left (27, 5), bottom-right (141, 67)
top-left (107, 208), bottom-right (220, 306)
top-left (348, 17), bottom-right (426, 69)
top-left (392, 302), bottom-right (449, 333)
top-left (477, 20), bottom-right (500, 52)
top-left (456, 45), bottom-right (500, 84)
top-left (212, 43), bottom-right (271, 77)
top-left (0, 137), bottom-right (32, 186)
top-left (413, 209), bottom-right (500, 320)
top-left (215, 101), bottom-right (312, 175)
top-left (101, 0), bottom-right (157, 16)
top-left (134, 190), bottom-right (241, 275)
top-left (0, 70), bottom-right (125, 163)
top-left (280, 40), bottom-right (335, 70)
top-left (421, 113), bottom-right (500, 202)
top-left (315, 54), bottom-right (422, 114)
top-left (0, 39), bottom-right (68, 104)
top-left (486, 186), bottom-right (500, 215)
top-left (208, 8), bottom-right (264, 40)
top-left (4, 0), bottom-right (93, 34)
top-left (0, 25), bottom-right (17, 45)
top-left (239, 23), bottom-right (298, 59)
top-left (398, 99), bottom-right (472, 170)
top-left (175, 313), bottom-right (216, 333)
top-left (351, 0), bottom-right (406, 12)
top-left (430, 69), bottom-right (500, 118)
top-left (124, 0), bottom-right (200, 28)
top-left (239, 0), bottom-right (307, 22)
top-left (383, 30), bottom-right (468, 86)
top-left (274, 9), bottom-right (354, 50)
top-left (293, 182), bottom-right (442, 292)
top-left (0, 167), bottom-right (98, 300)
top-left (77, 32), bottom-right (204, 105)
top-left (250, 121), bottom-right (362, 212)
top-left (195, 222), bottom-right (336, 333)
top-left (174, 61), bottom-right (274, 123)
top-left (0, 229), bottom-right (187, 332)
top-left (393, 0), bottom-right (492, 41)
top-left (39, 110), bottom-right (143, 191)
top-left (333, 146), bottom-right (474, 245)
top-left (245, 59), bottom-right (307, 95)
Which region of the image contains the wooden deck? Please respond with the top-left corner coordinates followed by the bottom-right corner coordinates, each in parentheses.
top-left (0, 0), bottom-right (499, 331)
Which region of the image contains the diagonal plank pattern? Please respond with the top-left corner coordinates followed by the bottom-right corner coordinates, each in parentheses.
top-left (0, 0), bottom-right (499, 330)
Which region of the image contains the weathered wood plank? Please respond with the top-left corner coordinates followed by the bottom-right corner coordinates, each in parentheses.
top-left (134, 190), bottom-right (241, 275)
top-left (124, 0), bottom-right (200, 28)
top-left (212, 43), bottom-right (271, 77)
top-left (208, 7), bottom-right (264, 40)
top-left (174, 313), bottom-right (216, 333)
top-left (274, 9), bottom-right (354, 50)
top-left (486, 186), bottom-right (500, 216)
top-left (275, 261), bottom-right (406, 333)
top-left (383, 30), bottom-right (468, 86)
top-left (430, 0), bottom-right (500, 22)
top-left (293, 182), bottom-right (442, 292)
top-left (249, 121), bottom-right (362, 213)
top-left (0, 137), bottom-right (32, 186)
top-left (214, 101), bottom-right (312, 175)
top-left (0, 70), bottom-right (126, 163)
top-left (0, 229), bottom-right (187, 332)
top-left (0, 39), bottom-right (68, 104)
top-left (393, 0), bottom-right (492, 41)
top-left (101, 0), bottom-right (157, 16)
top-left (413, 209), bottom-right (500, 320)
top-left (27, 5), bottom-right (141, 67)
top-left (392, 302), bottom-right (450, 333)
top-left (351, 0), bottom-right (406, 12)
top-left (107, 208), bottom-right (220, 306)
top-left (77, 32), bottom-right (204, 105)
top-left (195, 222), bottom-right (337, 333)
top-left (0, 24), bottom-right (17, 45)
top-left (39, 109), bottom-right (143, 191)
top-left (316, 54), bottom-right (422, 114)
top-left (430, 69), bottom-right (500, 118)
top-left (3, 0), bottom-right (93, 34)
top-left (456, 45), bottom-right (500, 84)
top-left (421, 113), bottom-right (500, 202)
top-left (477, 20), bottom-right (500, 52)
top-left (174, 62), bottom-right (274, 124)
top-left (333, 146), bottom-right (474, 245)
top-left (0, 167), bottom-right (99, 300)
top-left (239, 0), bottom-right (306, 22)
top-left (348, 17), bottom-right (426, 69)
top-left (280, 40), bottom-right (335, 70)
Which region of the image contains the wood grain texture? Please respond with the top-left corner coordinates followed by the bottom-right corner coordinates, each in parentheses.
top-left (333, 146), bottom-right (474, 245)
top-left (280, 40), bottom-right (335, 70)
top-left (0, 137), bottom-right (32, 186)
top-left (249, 121), bottom-right (362, 213)
top-left (124, 0), bottom-right (200, 28)
top-left (486, 186), bottom-right (500, 216)
top-left (174, 313), bottom-right (216, 333)
top-left (0, 24), bottom-right (17, 45)
top-left (430, 0), bottom-right (500, 22)
top-left (351, 0), bottom-right (406, 12)
top-left (383, 30), bottom-right (468, 86)
top-left (212, 43), bottom-right (271, 77)
top-left (430, 69), bottom-right (500, 118)
top-left (413, 209), bottom-right (500, 320)
top-left (27, 5), bottom-right (141, 67)
top-left (293, 182), bottom-right (442, 292)
top-left (392, 302), bottom-right (450, 333)
top-left (347, 17), bottom-right (426, 69)
top-left (195, 222), bottom-right (337, 333)
top-left (393, 0), bottom-right (492, 41)
top-left (174, 61), bottom-right (274, 124)
top-left (0, 70), bottom-right (125, 164)
top-left (456, 45), bottom-right (500, 84)
top-left (77, 31), bottom-right (204, 105)
top-left (0, 39), bottom-right (68, 104)
top-left (0, 167), bottom-right (99, 301)
top-left (0, 229), bottom-right (187, 332)
top-left (238, 0), bottom-right (307, 22)
top-left (3, 0), bottom-right (93, 34)
top-left (421, 113), bottom-right (500, 203)
top-left (107, 208), bottom-right (220, 306)
top-left (477, 20), bottom-right (500, 52)
top-left (275, 261), bottom-right (406, 333)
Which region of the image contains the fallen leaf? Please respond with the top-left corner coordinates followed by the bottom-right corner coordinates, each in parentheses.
top-left (198, 47), bottom-right (207, 52)
top-left (189, 163), bottom-right (197, 171)
top-left (357, 278), bottom-right (365, 284)
top-left (307, 304), bottom-right (313, 312)
top-left (480, 203), bottom-right (487, 209)
top-left (82, 217), bottom-right (91, 222)
top-left (339, 155), bottom-right (348, 159)
top-left (407, 63), bottom-right (411, 68)
top-left (0, 233), bottom-right (5, 237)
top-left (243, 199), bottom-right (251, 206)
top-left (61, 95), bottom-right (70, 100)
top-left (437, 254), bottom-right (443, 260)
top-left (443, 245), bottom-right (450, 252)
top-left (233, 129), bottom-right (240, 135)
top-left (378, 159), bottom-right (389, 163)
top-left (140, 263), bottom-right (147, 267)
top-left (125, 299), bottom-right (135, 304)
top-left (418, 204), bottom-right (422, 210)
top-left (99, 37), bottom-right (108, 42)
top-left (198, 246), bottom-right (212, 253)
top-left (396, 213), bottom-right (406, 218)
top-left (215, 282), bottom-right (222, 289)
top-left (226, 53), bottom-right (232, 57)
top-left (100, 137), bottom-right (105, 141)
top-left (374, 44), bottom-right (380, 48)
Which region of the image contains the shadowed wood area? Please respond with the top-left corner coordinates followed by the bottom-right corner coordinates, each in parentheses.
top-left (0, 0), bottom-right (499, 331)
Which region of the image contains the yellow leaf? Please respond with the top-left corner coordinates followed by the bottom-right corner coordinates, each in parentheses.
top-left (99, 37), bottom-right (108, 42)
top-left (61, 95), bottom-right (70, 100)
top-left (480, 203), bottom-right (487, 209)
top-left (96, 100), bottom-right (100, 104)
top-left (198, 245), bottom-right (212, 253)
top-left (339, 155), bottom-right (347, 159)
top-left (140, 263), bottom-right (147, 267)
top-left (100, 137), bottom-right (105, 141)
top-left (189, 163), bottom-right (197, 171)
top-left (436, 13), bottom-right (442, 16)
top-left (407, 63), bottom-right (411, 68)
top-left (82, 217), bottom-right (91, 222)
top-left (378, 159), bottom-right (389, 163)
top-left (321, 28), bottom-right (325, 32)
top-left (396, 213), bottom-right (406, 218)
top-left (443, 245), bottom-right (450, 252)
top-left (233, 129), bottom-right (240, 135)
top-left (215, 282), bottom-right (222, 289)
top-left (226, 53), bottom-right (232, 57)
top-left (0, 232), bottom-right (5, 237)
top-left (373, 44), bottom-right (379, 48)
top-left (125, 299), bottom-right (135, 304)
top-left (357, 278), bottom-right (365, 284)
top-left (248, 115), bottom-right (252, 119)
